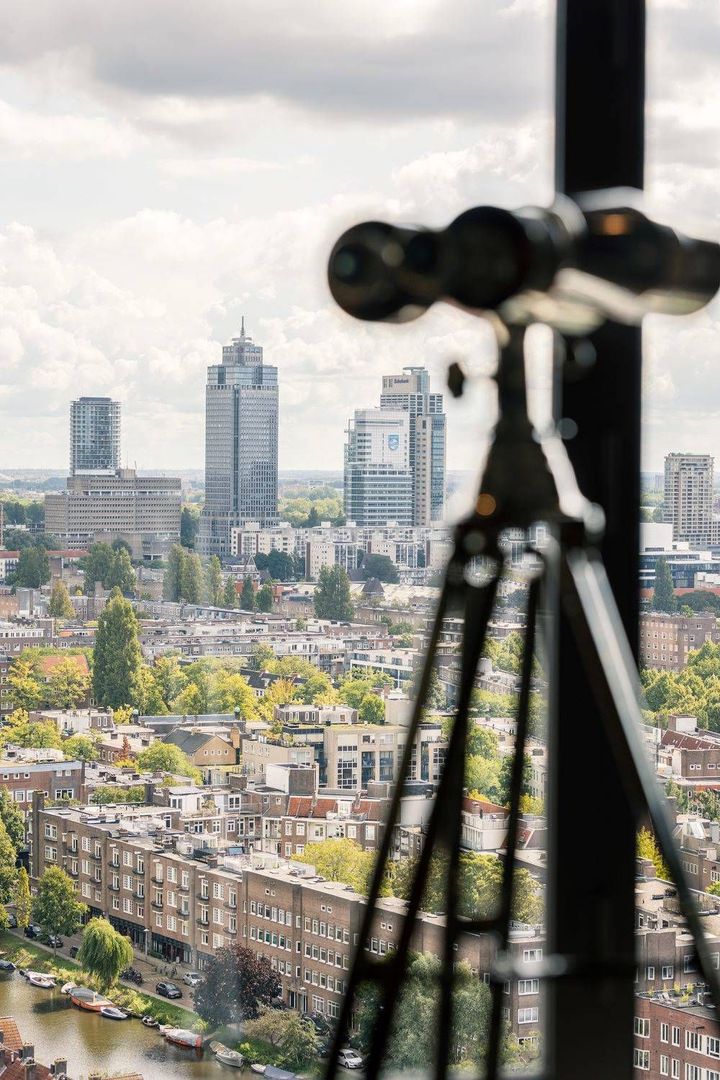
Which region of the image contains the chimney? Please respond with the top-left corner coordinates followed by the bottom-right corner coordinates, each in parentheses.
top-left (23, 1059), bottom-right (37, 1080)
top-left (52, 1060), bottom-right (68, 1076)
top-left (20, 1045), bottom-right (34, 1061)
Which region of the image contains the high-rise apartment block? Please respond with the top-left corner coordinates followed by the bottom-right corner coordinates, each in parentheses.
top-left (344, 367), bottom-right (446, 527)
top-left (199, 325), bottom-right (279, 558)
top-left (663, 453), bottom-right (719, 546)
top-left (70, 397), bottom-right (121, 475)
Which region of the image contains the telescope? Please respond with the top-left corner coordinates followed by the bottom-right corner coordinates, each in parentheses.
top-left (328, 189), bottom-right (720, 332)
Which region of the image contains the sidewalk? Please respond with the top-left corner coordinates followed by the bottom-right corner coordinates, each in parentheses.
top-left (5, 927), bottom-right (197, 1008)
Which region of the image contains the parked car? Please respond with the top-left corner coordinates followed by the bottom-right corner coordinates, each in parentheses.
top-left (338, 1049), bottom-right (364, 1070)
top-left (6, 913), bottom-right (17, 928)
top-left (302, 1012), bottom-right (330, 1035)
top-left (182, 972), bottom-right (202, 988)
top-left (42, 934), bottom-right (64, 949)
top-left (69, 946), bottom-right (79, 959)
top-left (155, 981), bottom-right (182, 999)
top-left (24, 925), bottom-right (42, 940)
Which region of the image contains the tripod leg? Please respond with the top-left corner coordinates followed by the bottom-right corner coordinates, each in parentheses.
top-left (562, 547), bottom-right (720, 1008)
top-left (484, 571), bottom-right (542, 1079)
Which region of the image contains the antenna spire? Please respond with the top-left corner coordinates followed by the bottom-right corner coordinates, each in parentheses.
top-left (241, 316), bottom-right (245, 338)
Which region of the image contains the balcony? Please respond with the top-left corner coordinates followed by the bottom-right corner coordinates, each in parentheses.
top-left (133, 866), bottom-right (145, 876)
top-left (196, 916), bottom-right (209, 927)
top-left (151, 875), bottom-right (164, 885)
top-left (151, 900), bottom-right (163, 911)
top-left (108, 883), bottom-right (120, 892)
top-left (134, 890), bottom-right (145, 901)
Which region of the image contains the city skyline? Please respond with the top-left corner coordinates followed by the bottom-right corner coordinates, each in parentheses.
top-left (0, 2), bottom-right (717, 474)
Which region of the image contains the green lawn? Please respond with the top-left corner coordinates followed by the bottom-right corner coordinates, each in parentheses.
top-left (0, 932), bottom-right (199, 1028)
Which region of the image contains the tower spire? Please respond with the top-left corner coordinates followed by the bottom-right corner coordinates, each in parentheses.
top-left (241, 316), bottom-right (245, 339)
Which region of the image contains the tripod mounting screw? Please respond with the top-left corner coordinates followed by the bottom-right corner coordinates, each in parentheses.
top-left (447, 361), bottom-right (467, 399)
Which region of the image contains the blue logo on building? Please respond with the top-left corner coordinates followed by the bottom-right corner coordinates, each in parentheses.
top-left (388, 434), bottom-right (399, 450)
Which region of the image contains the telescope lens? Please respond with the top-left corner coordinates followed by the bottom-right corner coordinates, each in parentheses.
top-left (328, 221), bottom-right (424, 322)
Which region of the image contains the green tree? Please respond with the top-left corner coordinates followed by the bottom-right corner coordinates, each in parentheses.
top-left (250, 643), bottom-right (275, 671)
top-left (290, 838), bottom-right (383, 894)
top-left (359, 694), bottom-right (385, 724)
top-left (0, 711), bottom-right (62, 751)
top-left (205, 556), bottom-right (223, 606)
top-left (0, 818), bottom-right (17, 912)
top-left (298, 671), bottom-right (336, 705)
top-left (63, 734), bottom-right (100, 763)
top-left (6, 657), bottom-right (42, 711)
top-left (14, 547), bottom-right (50, 589)
top-left (153, 655), bottom-right (188, 708)
top-left (107, 547), bottom-right (136, 596)
top-left (93, 589), bottom-right (143, 708)
top-left (255, 550), bottom-right (296, 581)
top-left (32, 866), bottom-right (87, 954)
top-left (465, 756), bottom-right (502, 801)
top-left (637, 826), bottom-right (671, 880)
top-left (256, 583), bottom-right (274, 612)
top-left (223, 576), bottom-right (237, 608)
top-left (209, 671), bottom-right (258, 717)
top-left (426, 667), bottom-right (446, 709)
top-left (361, 553), bottom-right (399, 583)
top-left (181, 551), bottom-right (204, 604)
top-left (180, 504), bottom-right (200, 549)
top-left (163, 544), bottom-right (185, 602)
top-left (194, 944), bottom-right (280, 1027)
top-left (82, 543), bottom-right (115, 593)
top-left (129, 665), bottom-right (167, 716)
top-left (652, 556), bottom-right (677, 613)
top-left (707, 881), bottom-right (720, 897)
top-left (13, 867), bottom-right (31, 929)
top-left (498, 753), bottom-right (533, 805)
top-left (47, 657), bottom-right (90, 709)
top-left (338, 671), bottom-right (393, 709)
top-left (314, 565), bottom-right (353, 621)
top-left (243, 1007), bottom-right (319, 1070)
top-left (136, 742), bottom-right (202, 782)
top-left (48, 580), bottom-right (75, 619)
top-left (240, 577), bottom-right (256, 611)
top-left (77, 916), bottom-right (134, 990)
top-left (0, 789), bottom-right (26, 850)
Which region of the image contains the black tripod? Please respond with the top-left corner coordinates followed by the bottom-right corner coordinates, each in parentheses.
top-left (323, 319), bottom-right (720, 1080)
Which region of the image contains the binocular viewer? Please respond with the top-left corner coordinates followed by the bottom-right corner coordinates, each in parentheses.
top-left (328, 189), bottom-right (720, 332)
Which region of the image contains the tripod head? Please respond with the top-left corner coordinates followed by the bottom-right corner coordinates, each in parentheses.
top-left (328, 189), bottom-right (720, 333)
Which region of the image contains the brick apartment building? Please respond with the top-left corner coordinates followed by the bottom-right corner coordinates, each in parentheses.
top-left (633, 993), bottom-right (720, 1078)
top-left (29, 795), bottom-right (541, 1042)
top-left (0, 753), bottom-right (85, 820)
top-left (640, 613), bottom-right (720, 672)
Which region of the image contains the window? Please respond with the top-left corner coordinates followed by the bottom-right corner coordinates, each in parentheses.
top-left (647, 966), bottom-right (655, 981)
top-left (633, 1049), bottom-right (649, 1070)
top-left (518, 979), bottom-right (539, 996)
top-left (660, 1056), bottom-right (669, 1076)
top-left (685, 1031), bottom-right (702, 1052)
top-left (685, 1066), bottom-right (701, 1080)
top-left (672, 1062), bottom-right (679, 1080)
top-left (672, 1027), bottom-right (680, 1047)
top-left (634, 1017), bottom-right (650, 1038)
top-left (661, 1023), bottom-right (670, 1044)
top-left (709, 1036), bottom-right (720, 1058)
top-left (662, 965), bottom-right (674, 980)
top-left (518, 1008), bottom-right (539, 1024)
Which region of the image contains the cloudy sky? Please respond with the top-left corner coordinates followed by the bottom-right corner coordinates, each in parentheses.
top-left (0, 0), bottom-right (718, 475)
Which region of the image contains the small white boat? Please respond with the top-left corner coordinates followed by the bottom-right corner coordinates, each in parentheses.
top-left (211, 1042), bottom-right (244, 1069)
top-left (162, 1028), bottom-right (203, 1050)
top-left (251, 1066), bottom-right (266, 1075)
top-left (27, 974), bottom-right (54, 989)
top-left (61, 981), bottom-right (77, 995)
top-left (100, 1006), bottom-right (129, 1020)
top-left (23, 970), bottom-right (54, 983)
top-left (142, 1015), bottom-right (159, 1028)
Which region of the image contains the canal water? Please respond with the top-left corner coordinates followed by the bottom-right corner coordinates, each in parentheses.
top-left (0, 971), bottom-right (224, 1078)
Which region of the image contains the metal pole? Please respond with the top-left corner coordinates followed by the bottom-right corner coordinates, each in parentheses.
top-left (547, 2), bottom-right (645, 1078)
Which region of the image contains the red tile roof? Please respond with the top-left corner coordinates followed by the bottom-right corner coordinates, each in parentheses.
top-left (0, 1016), bottom-right (23, 1051)
top-left (37, 653), bottom-right (90, 679)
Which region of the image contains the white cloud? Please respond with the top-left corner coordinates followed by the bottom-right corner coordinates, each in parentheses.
top-left (0, 98), bottom-right (145, 159)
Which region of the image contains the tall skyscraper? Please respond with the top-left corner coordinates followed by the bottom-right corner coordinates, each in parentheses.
top-left (70, 397), bottom-right (121, 475)
top-left (199, 324), bottom-right (279, 558)
top-left (663, 452), bottom-right (716, 545)
top-left (344, 366), bottom-right (446, 527)
top-left (344, 409), bottom-right (413, 526)
top-left (380, 367), bottom-right (446, 525)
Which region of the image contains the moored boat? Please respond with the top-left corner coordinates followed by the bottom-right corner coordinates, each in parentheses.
top-left (100, 1006), bottom-right (129, 1020)
top-left (0, 960), bottom-right (15, 973)
top-left (211, 1042), bottom-right (244, 1068)
top-left (162, 1028), bottom-right (203, 1050)
top-left (27, 974), bottom-right (54, 989)
top-left (60, 981), bottom-right (77, 995)
top-left (142, 1015), bottom-right (159, 1027)
top-left (264, 1067), bottom-right (297, 1080)
top-left (23, 970), bottom-right (54, 983)
top-left (69, 987), bottom-right (113, 1012)
top-left (251, 1066), bottom-right (266, 1075)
